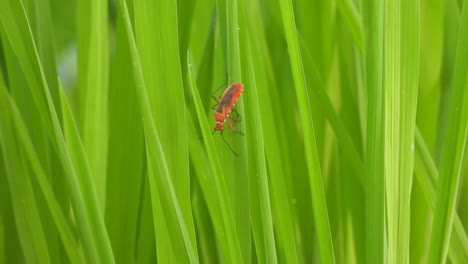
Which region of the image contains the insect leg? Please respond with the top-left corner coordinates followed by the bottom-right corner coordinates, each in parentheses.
top-left (211, 93), bottom-right (220, 107)
top-left (227, 120), bottom-right (245, 135)
top-left (229, 109), bottom-right (242, 122)
top-left (220, 130), bottom-right (239, 157)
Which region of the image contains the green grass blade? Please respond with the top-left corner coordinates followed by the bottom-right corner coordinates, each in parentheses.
top-left (239, 6), bottom-right (277, 262)
top-left (429, 2), bottom-right (468, 263)
top-left (76, 0), bottom-right (109, 210)
top-left (336, 0), bottom-right (363, 52)
top-left (0, 86), bottom-right (51, 264)
top-left (383, 1), bottom-right (401, 262)
top-left (241, 1), bottom-right (300, 261)
top-left (397, 0), bottom-right (420, 262)
top-left (0, 0), bottom-right (114, 262)
top-left (414, 129), bottom-right (468, 263)
top-left (222, 0), bottom-right (251, 261)
top-left (131, 0), bottom-right (174, 260)
top-left (277, 0), bottom-right (336, 262)
top-left (105, 11), bottom-right (145, 263)
top-left (58, 82), bottom-right (115, 264)
top-left (187, 51), bottom-right (243, 263)
top-left (362, 0), bottom-right (385, 261)
top-left (132, 0), bottom-right (198, 259)
top-left (382, 0), bottom-right (420, 262)
top-left (0, 86), bottom-right (83, 264)
top-left (118, 1), bottom-right (198, 262)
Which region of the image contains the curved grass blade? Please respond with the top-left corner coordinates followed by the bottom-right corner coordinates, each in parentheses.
top-left (118, 1), bottom-right (199, 262)
top-left (362, 0), bottom-right (385, 262)
top-left (0, 87), bottom-right (51, 264)
top-left (414, 129), bottom-right (468, 263)
top-left (0, 0), bottom-right (114, 262)
top-left (187, 51), bottom-right (243, 263)
top-left (77, 0), bottom-right (109, 210)
top-left (429, 2), bottom-right (468, 262)
top-left (238, 3), bottom-right (277, 261)
top-left (0, 86), bottom-right (84, 264)
top-left (277, 0), bottom-right (336, 262)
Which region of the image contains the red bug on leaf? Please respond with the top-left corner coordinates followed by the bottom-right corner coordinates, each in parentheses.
top-left (211, 82), bottom-right (245, 156)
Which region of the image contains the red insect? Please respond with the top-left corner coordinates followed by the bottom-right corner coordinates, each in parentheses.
top-left (211, 82), bottom-right (245, 156)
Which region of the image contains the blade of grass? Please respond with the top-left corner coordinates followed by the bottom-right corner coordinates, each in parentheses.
top-left (239, 5), bottom-right (277, 262)
top-left (77, 0), bottom-right (109, 210)
top-left (118, 1), bottom-right (198, 262)
top-left (0, 0), bottom-right (114, 262)
top-left (223, 0), bottom-right (250, 261)
top-left (336, 0), bottom-right (363, 52)
top-left (397, 0), bottom-right (420, 262)
top-left (133, 0), bottom-right (197, 259)
top-left (131, 0), bottom-right (174, 260)
top-left (382, 0), bottom-right (420, 262)
top-left (241, 1), bottom-right (301, 261)
top-left (186, 112), bottom-right (221, 263)
top-left (429, 1), bottom-right (468, 262)
top-left (187, 51), bottom-right (243, 263)
top-left (383, 1), bottom-right (401, 263)
top-left (16, 1), bottom-right (64, 260)
top-left (414, 129), bottom-right (468, 263)
top-left (0, 86), bottom-right (51, 264)
top-left (0, 85), bottom-right (84, 264)
top-left (362, 3), bottom-right (385, 261)
top-left (135, 176), bottom-right (157, 264)
top-left (277, 0), bottom-right (336, 262)
top-left (105, 10), bottom-right (145, 263)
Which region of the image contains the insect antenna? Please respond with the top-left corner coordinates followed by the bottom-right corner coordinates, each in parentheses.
top-left (220, 131), bottom-right (239, 157)
top-left (212, 72), bottom-right (230, 96)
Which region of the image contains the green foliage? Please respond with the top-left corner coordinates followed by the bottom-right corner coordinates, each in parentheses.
top-left (0, 0), bottom-right (467, 263)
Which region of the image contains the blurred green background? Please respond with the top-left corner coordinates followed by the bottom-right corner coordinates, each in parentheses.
top-left (0, 0), bottom-right (467, 263)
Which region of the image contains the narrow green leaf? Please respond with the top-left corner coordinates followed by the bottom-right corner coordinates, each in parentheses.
top-left (277, 0), bottom-right (336, 262)
top-left (429, 1), bottom-right (468, 263)
top-left (241, 1), bottom-right (301, 261)
top-left (336, 0), bottom-right (364, 52)
top-left (77, 0), bottom-right (109, 209)
top-left (105, 10), bottom-right (145, 263)
top-left (0, 85), bottom-right (51, 264)
top-left (133, 0), bottom-right (198, 259)
top-left (119, 1), bottom-right (199, 262)
top-left (383, 0), bottom-right (420, 262)
top-left (397, 0), bottom-right (420, 262)
top-left (0, 0), bottom-right (114, 262)
top-left (0, 86), bottom-right (83, 264)
top-left (187, 51), bottom-right (243, 263)
top-left (222, 0), bottom-right (250, 261)
top-left (239, 4), bottom-right (277, 262)
top-left (414, 129), bottom-right (468, 263)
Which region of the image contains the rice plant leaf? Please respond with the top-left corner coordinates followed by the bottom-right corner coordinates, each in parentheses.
top-left (220, 0), bottom-right (250, 260)
top-left (76, 0), bottom-right (109, 210)
top-left (241, 1), bottom-right (301, 261)
top-left (0, 0), bottom-right (114, 262)
top-left (187, 51), bottom-right (243, 263)
top-left (383, 0), bottom-right (420, 262)
top-left (277, 0), bottom-right (336, 262)
top-left (105, 10), bottom-right (145, 263)
top-left (429, 1), bottom-right (468, 262)
top-left (336, 0), bottom-right (364, 52)
top-left (118, 1), bottom-right (199, 262)
top-left (132, 0), bottom-right (197, 259)
top-left (239, 4), bottom-right (277, 262)
top-left (0, 81), bottom-right (51, 264)
top-left (414, 129), bottom-right (468, 263)
top-left (398, 0), bottom-right (420, 262)
top-left (0, 86), bottom-right (84, 264)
